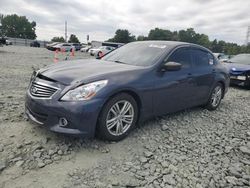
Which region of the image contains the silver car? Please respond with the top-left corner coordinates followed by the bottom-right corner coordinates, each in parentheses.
top-left (89, 46), bottom-right (115, 57)
top-left (53, 43), bottom-right (75, 52)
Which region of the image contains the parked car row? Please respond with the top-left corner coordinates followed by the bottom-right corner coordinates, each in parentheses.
top-left (30, 41), bottom-right (40, 47)
top-left (46, 42), bottom-right (85, 52)
top-left (46, 42), bottom-right (75, 52)
top-left (0, 37), bottom-right (12, 46)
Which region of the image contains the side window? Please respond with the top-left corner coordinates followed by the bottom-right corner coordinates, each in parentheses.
top-left (167, 48), bottom-right (192, 69)
top-left (192, 49), bottom-right (212, 67)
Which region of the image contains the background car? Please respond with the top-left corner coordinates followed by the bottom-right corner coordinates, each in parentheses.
top-left (80, 45), bottom-right (91, 52)
top-left (0, 37), bottom-right (6, 46)
top-left (51, 43), bottom-right (75, 52)
top-left (94, 46), bottom-right (116, 57)
top-left (224, 53), bottom-right (250, 88)
top-left (46, 42), bottom-right (60, 51)
top-left (5, 39), bottom-right (12, 45)
top-left (71, 43), bottom-right (81, 51)
top-left (89, 46), bottom-right (115, 56)
top-left (25, 41), bottom-right (229, 141)
top-left (30, 41), bottom-right (40, 47)
top-left (213, 53), bottom-right (230, 62)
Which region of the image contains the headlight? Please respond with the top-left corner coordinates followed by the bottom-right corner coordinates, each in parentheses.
top-left (61, 80), bottom-right (108, 101)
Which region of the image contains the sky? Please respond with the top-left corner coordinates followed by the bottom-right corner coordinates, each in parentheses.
top-left (0, 0), bottom-right (250, 44)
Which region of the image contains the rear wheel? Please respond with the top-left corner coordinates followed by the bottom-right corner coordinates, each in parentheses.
top-left (205, 83), bottom-right (223, 110)
top-left (97, 93), bottom-right (138, 141)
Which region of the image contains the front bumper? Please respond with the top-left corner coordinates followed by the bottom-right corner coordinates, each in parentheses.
top-left (230, 74), bottom-right (250, 87)
top-left (25, 92), bottom-right (104, 137)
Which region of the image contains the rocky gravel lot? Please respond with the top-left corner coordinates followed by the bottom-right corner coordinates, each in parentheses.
top-left (0, 46), bottom-right (250, 188)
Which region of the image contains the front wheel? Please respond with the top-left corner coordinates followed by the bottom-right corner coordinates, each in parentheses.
top-left (205, 83), bottom-right (223, 111)
top-left (97, 93), bottom-right (138, 141)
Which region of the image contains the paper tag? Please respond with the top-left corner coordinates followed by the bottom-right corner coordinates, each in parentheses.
top-left (149, 44), bottom-right (167, 49)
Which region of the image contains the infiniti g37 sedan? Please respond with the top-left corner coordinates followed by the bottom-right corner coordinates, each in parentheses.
top-left (25, 41), bottom-right (230, 141)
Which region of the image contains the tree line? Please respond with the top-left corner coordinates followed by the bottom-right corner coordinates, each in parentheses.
top-left (1, 14), bottom-right (249, 54)
top-left (0, 14), bottom-right (80, 43)
top-left (108, 28), bottom-right (250, 55)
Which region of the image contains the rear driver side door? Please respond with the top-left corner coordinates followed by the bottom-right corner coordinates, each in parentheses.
top-left (190, 48), bottom-right (215, 104)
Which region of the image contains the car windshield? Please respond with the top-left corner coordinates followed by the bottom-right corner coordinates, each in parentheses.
top-left (229, 54), bottom-right (250, 65)
top-left (103, 42), bottom-right (168, 66)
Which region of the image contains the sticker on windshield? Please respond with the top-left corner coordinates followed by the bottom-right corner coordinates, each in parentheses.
top-left (149, 44), bottom-right (167, 49)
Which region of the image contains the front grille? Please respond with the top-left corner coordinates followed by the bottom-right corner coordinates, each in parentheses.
top-left (30, 82), bottom-right (57, 98)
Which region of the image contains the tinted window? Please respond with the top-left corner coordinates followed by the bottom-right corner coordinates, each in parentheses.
top-left (103, 42), bottom-right (168, 67)
top-left (167, 48), bottom-right (192, 69)
top-left (192, 49), bottom-right (212, 67)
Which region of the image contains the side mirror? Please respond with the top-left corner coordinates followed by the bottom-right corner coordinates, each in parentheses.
top-left (161, 62), bottom-right (182, 71)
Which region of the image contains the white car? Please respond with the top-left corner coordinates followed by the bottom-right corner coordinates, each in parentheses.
top-left (6, 39), bottom-right (12, 45)
top-left (52, 43), bottom-right (75, 52)
top-left (89, 46), bottom-right (115, 57)
top-left (80, 45), bottom-right (91, 52)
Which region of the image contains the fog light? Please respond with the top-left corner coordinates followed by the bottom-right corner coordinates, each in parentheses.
top-left (59, 117), bottom-right (68, 127)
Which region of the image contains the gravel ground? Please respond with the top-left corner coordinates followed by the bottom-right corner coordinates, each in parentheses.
top-left (0, 46), bottom-right (250, 188)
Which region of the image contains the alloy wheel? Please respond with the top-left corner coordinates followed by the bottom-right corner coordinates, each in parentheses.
top-left (106, 100), bottom-right (134, 136)
top-left (211, 86), bottom-right (222, 107)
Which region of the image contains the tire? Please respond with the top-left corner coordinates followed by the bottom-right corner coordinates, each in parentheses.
top-left (97, 93), bottom-right (138, 141)
top-left (205, 83), bottom-right (223, 111)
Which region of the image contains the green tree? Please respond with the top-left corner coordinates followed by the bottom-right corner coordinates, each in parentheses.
top-left (195, 33), bottom-right (210, 48)
top-left (137, 35), bottom-right (147, 41)
top-left (148, 28), bottom-right (174, 40)
top-left (178, 28), bottom-right (197, 43)
top-left (68, 34), bottom-right (80, 43)
top-left (0, 14), bottom-right (36, 39)
top-left (51, 36), bottom-right (65, 42)
top-left (108, 29), bottom-right (135, 43)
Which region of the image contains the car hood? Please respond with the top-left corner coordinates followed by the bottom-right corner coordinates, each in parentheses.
top-left (39, 59), bottom-right (142, 85)
top-left (224, 63), bottom-right (250, 75)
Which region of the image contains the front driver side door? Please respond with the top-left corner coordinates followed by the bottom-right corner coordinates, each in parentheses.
top-left (153, 47), bottom-right (195, 116)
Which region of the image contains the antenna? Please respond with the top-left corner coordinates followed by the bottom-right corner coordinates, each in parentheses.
top-left (65, 21), bottom-right (67, 42)
top-left (246, 26), bottom-right (250, 45)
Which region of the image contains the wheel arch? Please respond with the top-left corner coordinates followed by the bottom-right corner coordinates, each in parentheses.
top-left (104, 89), bottom-right (142, 116)
top-left (217, 80), bottom-right (226, 98)
top-left (96, 89), bottom-right (142, 133)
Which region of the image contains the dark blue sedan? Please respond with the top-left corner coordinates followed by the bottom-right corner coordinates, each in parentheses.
top-left (225, 54), bottom-right (250, 88)
top-left (25, 41), bottom-right (229, 141)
